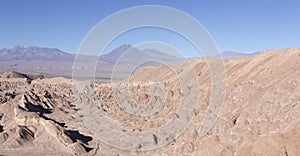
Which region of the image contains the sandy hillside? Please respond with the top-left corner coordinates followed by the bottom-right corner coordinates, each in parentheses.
top-left (0, 48), bottom-right (299, 155)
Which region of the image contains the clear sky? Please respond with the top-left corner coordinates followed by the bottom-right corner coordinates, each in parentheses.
top-left (1, 0), bottom-right (300, 56)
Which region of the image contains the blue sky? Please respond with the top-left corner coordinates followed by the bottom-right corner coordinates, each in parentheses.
top-left (0, 0), bottom-right (300, 56)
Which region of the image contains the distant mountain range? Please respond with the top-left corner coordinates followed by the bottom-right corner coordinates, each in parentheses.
top-left (219, 50), bottom-right (260, 59)
top-left (0, 45), bottom-right (259, 79)
top-left (0, 45), bottom-right (74, 61)
top-left (0, 44), bottom-right (183, 79)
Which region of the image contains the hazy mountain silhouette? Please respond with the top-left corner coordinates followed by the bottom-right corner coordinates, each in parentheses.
top-left (100, 44), bottom-right (132, 64)
top-left (0, 45), bottom-right (74, 61)
top-left (219, 50), bottom-right (260, 59)
top-left (0, 44), bottom-right (183, 79)
top-left (99, 44), bottom-right (182, 64)
top-left (97, 44), bottom-right (183, 79)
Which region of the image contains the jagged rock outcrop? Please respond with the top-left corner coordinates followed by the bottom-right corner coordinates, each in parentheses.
top-left (0, 78), bottom-right (93, 155)
top-left (1, 71), bottom-right (44, 83)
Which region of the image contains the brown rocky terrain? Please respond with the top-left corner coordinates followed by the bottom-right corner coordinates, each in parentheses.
top-left (0, 48), bottom-right (299, 155)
